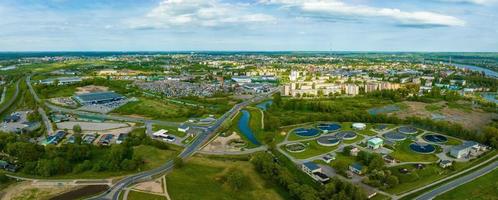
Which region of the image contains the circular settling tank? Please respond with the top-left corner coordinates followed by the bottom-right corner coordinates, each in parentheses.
top-left (336, 131), bottom-right (358, 140)
top-left (383, 131), bottom-right (407, 141)
top-left (423, 134), bottom-right (448, 143)
top-left (317, 136), bottom-right (341, 146)
top-left (409, 143), bottom-right (436, 154)
top-left (398, 126), bottom-right (417, 134)
top-left (293, 128), bottom-right (320, 137)
top-left (317, 123), bottom-right (342, 132)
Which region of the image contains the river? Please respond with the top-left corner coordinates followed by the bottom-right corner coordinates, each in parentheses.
top-left (237, 110), bottom-right (261, 145)
top-left (451, 63), bottom-right (498, 78)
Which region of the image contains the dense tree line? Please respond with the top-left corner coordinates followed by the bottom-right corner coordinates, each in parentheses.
top-left (0, 128), bottom-right (171, 177)
top-left (251, 152), bottom-right (367, 200)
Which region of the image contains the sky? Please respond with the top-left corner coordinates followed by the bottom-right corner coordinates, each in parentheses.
top-left (0, 0), bottom-right (497, 52)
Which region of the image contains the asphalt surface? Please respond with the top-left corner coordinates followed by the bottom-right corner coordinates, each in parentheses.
top-left (25, 74), bottom-right (278, 200)
top-left (415, 160), bottom-right (498, 200)
top-left (26, 76), bottom-right (181, 127)
top-left (89, 89), bottom-right (278, 200)
top-left (0, 79), bottom-right (20, 115)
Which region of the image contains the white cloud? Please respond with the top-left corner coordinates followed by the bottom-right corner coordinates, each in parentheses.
top-left (129, 0), bottom-right (275, 29)
top-left (261, 0), bottom-right (465, 27)
top-left (437, 0), bottom-right (498, 5)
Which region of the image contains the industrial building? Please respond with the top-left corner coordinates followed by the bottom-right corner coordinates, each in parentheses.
top-left (450, 141), bottom-right (480, 159)
top-left (39, 77), bottom-right (82, 85)
top-left (74, 92), bottom-right (125, 105)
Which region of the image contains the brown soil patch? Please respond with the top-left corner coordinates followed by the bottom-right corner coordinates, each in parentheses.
top-left (391, 101), bottom-right (497, 130)
top-left (75, 85), bottom-right (109, 95)
top-left (133, 178), bottom-right (164, 194)
top-left (1, 181), bottom-right (78, 200)
top-left (49, 185), bottom-right (109, 200)
top-left (202, 132), bottom-right (245, 152)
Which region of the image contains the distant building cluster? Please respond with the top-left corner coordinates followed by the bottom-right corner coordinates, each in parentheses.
top-left (283, 70), bottom-right (400, 97)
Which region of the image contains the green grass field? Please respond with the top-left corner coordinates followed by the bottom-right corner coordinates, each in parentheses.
top-left (113, 98), bottom-right (187, 121)
top-left (127, 191), bottom-right (167, 200)
top-left (388, 164), bottom-right (449, 194)
top-left (435, 168), bottom-right (498, 200)
top-left (389, 140), bottom-right (439, 162)
top-left (166, 156), bottom-right (285, 200)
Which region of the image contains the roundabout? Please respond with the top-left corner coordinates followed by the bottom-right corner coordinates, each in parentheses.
top-left (317, 136), bottom-right (341, 146)
top-left (423, 134), bottom-right (448, 143)
top-left (293, 128), bottom-right (320, 137)
top-left (398, 126), bottom-right (418, 134)
top-left (409, 142), bottom-right (436, 154)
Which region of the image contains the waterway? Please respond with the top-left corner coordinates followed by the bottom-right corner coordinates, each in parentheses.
top-left (256, 100), bottom-right (273, 111)
top-left (481, 92), bottom-right (498, 104)
top-left (451, 63), bottom-right (498, 78)
top-left (237, 110), bottom-right (261, 145)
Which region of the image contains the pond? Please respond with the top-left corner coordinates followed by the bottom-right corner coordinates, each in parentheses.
top-left (481, 92), bottom-right (498, 104)
top-left (256, 100), bottom-right (273, 111)
top-left (237, 110), bottom-right (261, 145)
top-left (368, 105), bottom-right (400, 115)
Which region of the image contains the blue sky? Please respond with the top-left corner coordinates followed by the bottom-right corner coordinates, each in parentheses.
top-left (0, 0), bottom-right (497, 51)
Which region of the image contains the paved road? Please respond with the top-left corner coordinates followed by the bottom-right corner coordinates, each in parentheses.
top-left (0, 79), bottom-right (20, 115)
top-left (38, 107), bottom-right (54, 135)
top-left (415, 160), bottom-right (498, 200)
top-left (26, 76), bottom-right (181, 127)
top-left (90, 89), bottom-right (278, 200)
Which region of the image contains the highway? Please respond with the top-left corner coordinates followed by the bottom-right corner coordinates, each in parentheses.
top-left (89, 89), bottom-right (278, 200)
top-left (25, 74), bottom-right (277, 199)
top-left (415, 160), bottom-right (498, 200)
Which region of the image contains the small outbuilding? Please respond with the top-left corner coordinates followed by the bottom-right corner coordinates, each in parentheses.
top-left (367, 137), bottom-right (384, 150)
top-left (352, 123), bottom-right (366, 130)
top-left (349, 163), bottom-right (364, 175)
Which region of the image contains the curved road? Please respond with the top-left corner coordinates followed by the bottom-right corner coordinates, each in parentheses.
top-left (26, 76), bottom-right (180, 127)
top-left (415, 160), bottom-right (498, 200)
top-left (90, 89), bottom-right (279, 200)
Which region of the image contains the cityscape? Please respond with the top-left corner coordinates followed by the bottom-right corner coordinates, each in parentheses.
top-left (0, 1), bottom-right (498, 200)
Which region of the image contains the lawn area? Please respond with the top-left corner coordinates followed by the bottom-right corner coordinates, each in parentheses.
top-left (127, 191), bottom-right (167, 200)
top-left (0, 83), bottom-right (17, 108)
top-left (389, 140), bottom-right (439, 162)
top-left (133, 145), bottom-right (178, 170)
top-left (435, 168), bottom-right (498, 200)
top-left (166, 156), bottom-right (286, 200)
top-left (113, 98), bottom-right (188, 121)
top-left (387, 163), bottom-right (449, 194)
top-left (425, 104), bottom-right (444, 112)
top-left (283, 140), bottom-right (339, 159)
top-left (35, 84), bottom-right (78, 98)
top-left (152, 124), bottom-right (186, 137)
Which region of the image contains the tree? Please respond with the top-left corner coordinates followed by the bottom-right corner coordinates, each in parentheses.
top-left (223, 167), bottom-right (248, 191)
top-left (73, 124), bottom-right (82, 134)
top-left (386, 175), bottom-right (399, 188)
top-left (273, 92), bottom-right (282, 107)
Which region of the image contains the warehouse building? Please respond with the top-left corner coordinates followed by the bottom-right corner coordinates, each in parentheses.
top-left (39, 77), bottom-right (82, 85)
top-left (74, 92), bottom-right (125, 105)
